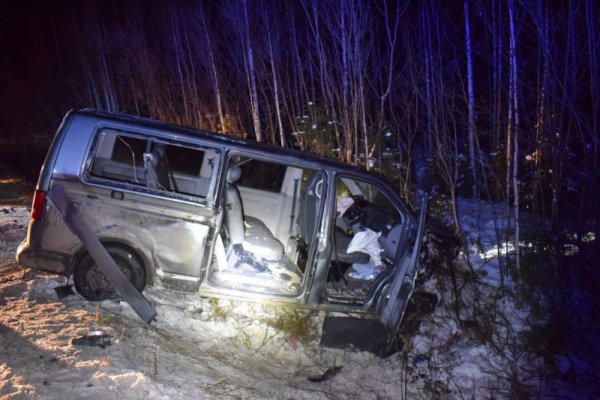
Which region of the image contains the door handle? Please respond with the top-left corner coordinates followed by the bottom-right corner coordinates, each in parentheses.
top-left (111, 190), bottom-right (124, 200)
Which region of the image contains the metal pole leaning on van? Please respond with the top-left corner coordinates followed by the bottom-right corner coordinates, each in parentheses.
top-left (47, 185), bottom-right (157, 324)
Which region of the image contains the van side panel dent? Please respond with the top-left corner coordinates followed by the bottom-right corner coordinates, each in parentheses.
top-left (47, 185), bottom-right (157, 323)
top-left (92, 207), bottom-right (208, 278)
top-left (19, 178), bottom-right (210, 291)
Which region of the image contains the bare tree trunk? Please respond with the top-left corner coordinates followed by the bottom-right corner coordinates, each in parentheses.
top-left (242, 0), bottom-right (262, 142)
top-left (492, 0), bottom-right (504, 154)
top-left (551, 1), bottom-right (577, 226)
top-left (340, 1), bottom-right (353, 164)
top-left (381, 0), bottom-right (402, 116)
top-left (464, 0), bottom-right (478, 198)
top-left (98, 34), bottom-right (118, 112)
top-left (508, 0), bottom-right (520, 273)
top-left (288, 6), bottom-right (306, 120)
top-left (585, 0), bottom-right (600, 239)
top-left (586, 0), bottom-right (598, 168)
top-left (179, 15), bottom-right (199, 127)
top-left (263, 6), bottom-right (285, 146)
top-left (421, 3), bottom-right (433, 153)
top-left (83, 56), bottom-right (101, 110)
top-left (170, 12), bottom-right (189, 124)
top-left (200, 11), bottom-right (225, 133)
top-left (359, 73), bottom-right (369, 170)
top-left (301, 0), bottom-right (342, 156)
top-left (531, 2), bottom-right (550, 217)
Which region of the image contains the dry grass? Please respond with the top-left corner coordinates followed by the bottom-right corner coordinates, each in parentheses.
top-left (261, 306), bottom-right (318, 344)
top-left (147, 347), bottom-right (159, 381)
top-left (208, 298), bottom-right (230, 321)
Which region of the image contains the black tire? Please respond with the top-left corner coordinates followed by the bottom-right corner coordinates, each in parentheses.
top-left (74, 245), bottom-right (146, 301)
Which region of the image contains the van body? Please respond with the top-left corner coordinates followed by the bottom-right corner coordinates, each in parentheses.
top-left (17, 109), bottom-right (426, 335)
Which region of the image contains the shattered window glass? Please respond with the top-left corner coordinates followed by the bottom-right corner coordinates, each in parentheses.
top-left (90, 132), bottom-right (146, 184)
top-left (166, 145), bottom-right (203, 175)
top-left (111, 135), bottom-right (145, 166)
top-left (88, 129), bottom-right (219, 202)
top-left (234, 157), bottom-right (286, 193)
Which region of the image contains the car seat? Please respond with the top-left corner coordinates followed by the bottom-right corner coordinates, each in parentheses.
top-left (223, 166), bottom-right (284, 271)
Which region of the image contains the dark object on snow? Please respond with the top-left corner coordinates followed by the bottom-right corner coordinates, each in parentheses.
top-left (320, 317), bottom-right (402, 357)
top-left (54, 284), bottom-right (74, 299)
top-left (71, 333), bottom-right (112, 348)
top-left (47, 186), bottom-right (156, 324)
top-left (307, 366), bottom-right (343, 383)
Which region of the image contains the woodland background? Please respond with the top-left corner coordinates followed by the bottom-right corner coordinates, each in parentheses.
top-left (1, 0), bottom-right (599, 246)
top-left (1, 2), bottom-right (600, 395)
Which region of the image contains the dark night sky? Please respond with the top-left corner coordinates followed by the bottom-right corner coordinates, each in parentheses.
top-left (1, 0), bottom-right (598, 218)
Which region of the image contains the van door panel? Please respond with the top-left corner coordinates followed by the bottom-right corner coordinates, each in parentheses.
top-left (59, 177), bottom-right (216, 290)
top-left (380, 196), bottom-right (427, 334)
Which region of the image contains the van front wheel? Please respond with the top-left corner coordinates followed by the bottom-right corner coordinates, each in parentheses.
top-left (74, 245), bottom-right (146, 301)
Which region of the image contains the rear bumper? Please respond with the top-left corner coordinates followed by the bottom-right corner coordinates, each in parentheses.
top-left (16, 239), bottom-right (73, 275)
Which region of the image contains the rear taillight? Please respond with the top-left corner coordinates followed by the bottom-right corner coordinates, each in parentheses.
top-left (31, 190), bottom-right (46, 220)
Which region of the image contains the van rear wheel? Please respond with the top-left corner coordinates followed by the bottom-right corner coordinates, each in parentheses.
top-left (74, 245), bottom-right (146, 301)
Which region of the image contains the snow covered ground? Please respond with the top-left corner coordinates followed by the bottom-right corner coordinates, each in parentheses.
top-left (0, 191), bottom-right (556, 399)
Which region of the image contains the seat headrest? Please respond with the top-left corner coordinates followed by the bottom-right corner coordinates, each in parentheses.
top-left (226, 166), bottom-right (242, 183)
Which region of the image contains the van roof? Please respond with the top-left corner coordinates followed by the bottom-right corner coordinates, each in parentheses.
top-left (74, 108), bottom-right (366, 175)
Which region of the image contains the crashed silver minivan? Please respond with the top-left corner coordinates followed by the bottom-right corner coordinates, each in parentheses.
top-left (17, 109), bottom-right (426, 337)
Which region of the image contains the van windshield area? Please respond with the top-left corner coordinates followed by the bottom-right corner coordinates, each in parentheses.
top-left (88, 130), bottom-right (219, 203)
top-left (208, 156), bottom-right (323, 296)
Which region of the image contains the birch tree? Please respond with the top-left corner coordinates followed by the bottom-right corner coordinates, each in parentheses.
top-left (259, 0), bottom-right (285, 146)
top-left (464, 0), bottom-right (478, 197)
top-left (198, 4), bottom-right (225, 132)
top-left (242, 0), bottom-right (262, 142)
top-left (508, 0), bottom-right (520, 272)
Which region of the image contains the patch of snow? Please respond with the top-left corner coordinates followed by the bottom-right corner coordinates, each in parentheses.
top-left (0, 198), bottom-right (551, 399)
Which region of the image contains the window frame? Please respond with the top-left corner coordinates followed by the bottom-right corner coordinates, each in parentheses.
top-left (229, 155), bottom-right (288, 193)
top-left (82, 127), bottom-right (221, 206)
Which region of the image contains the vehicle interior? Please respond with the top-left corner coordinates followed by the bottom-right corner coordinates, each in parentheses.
top-left (322, 177), bottom-right (405, 305)
top-left (208, 156), bottom-right (320, 296)
top-left (87, 130), bottom-right (406, 303)
top-left (209, 158), bottom-right (406, 304)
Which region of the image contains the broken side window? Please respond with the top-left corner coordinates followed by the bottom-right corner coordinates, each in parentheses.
top-left (165, 145), bottom-right (204, 176)
top-left (88, 129), bottom-right (219, 204)
top-left (235, 157), bottom-right (286, 192)
top-left (111, 135), bottom-right (145, 166)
